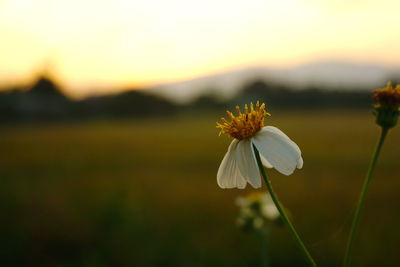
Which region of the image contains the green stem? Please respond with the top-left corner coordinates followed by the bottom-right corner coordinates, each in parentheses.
top-left (343, 127), bottom-right (389, 267)
top-left (259, 228), bottom-right (270, 267)
top-left (253, 145), bottom-right (317, 267)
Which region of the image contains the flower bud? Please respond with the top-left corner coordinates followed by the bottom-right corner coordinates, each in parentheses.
top-left (373, 82), bottom-right (400, 129)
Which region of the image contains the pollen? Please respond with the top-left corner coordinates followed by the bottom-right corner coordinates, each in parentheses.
top-left (216, 101), bottom-right (270, 140)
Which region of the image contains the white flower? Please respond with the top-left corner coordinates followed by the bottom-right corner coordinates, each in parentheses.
top-left (235, 192), bottom-right (280, 230)
top-left (216, 102), bottom-right (303, 189)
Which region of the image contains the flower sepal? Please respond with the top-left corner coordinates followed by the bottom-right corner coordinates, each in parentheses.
top-left (374, 105), bottom-right (400, 129)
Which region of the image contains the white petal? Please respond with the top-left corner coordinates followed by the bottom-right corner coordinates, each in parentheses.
top-left (252, 126), bottom-right (302, 176)
top-left (260, 154), bottom-right (273, 168)
top-left (259, 126), bottom-right (301, 154)
top-left (262, 204), bottom-right (280, 220)
top-left (217, 139), bottom-right (247, 189)
top-left (297, 156), bottom-right (304, 169)
top-left (235, 139), bottom-right (262, 188)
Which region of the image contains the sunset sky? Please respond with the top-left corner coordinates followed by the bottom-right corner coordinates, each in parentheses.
top-left (1, 0), bottom-right (400, 98)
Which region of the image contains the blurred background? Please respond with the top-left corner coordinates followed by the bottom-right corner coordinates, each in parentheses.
top-left (1, 0), bottom-right (400, 266)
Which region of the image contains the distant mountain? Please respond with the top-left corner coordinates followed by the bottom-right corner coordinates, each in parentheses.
top-left (149, 60), bottom-right (400, 103)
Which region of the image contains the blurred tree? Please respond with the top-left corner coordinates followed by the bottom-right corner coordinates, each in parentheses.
top-left (17, 76), bottom-right (70, 121)
top-left (232, 79), bottom-right (371, 110)
top-left (188, 92), bottom-right (225, 110)
top-left (80, 90), bottom-right (177, 118)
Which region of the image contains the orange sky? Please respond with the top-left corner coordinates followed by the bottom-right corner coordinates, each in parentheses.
top-left (1, 0), bottom-right (400, 98)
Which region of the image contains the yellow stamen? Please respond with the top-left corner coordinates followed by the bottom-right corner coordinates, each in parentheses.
top-left (216, 101), bottom-right (270, 139)
top-left (373, 81), bottom-right (400, 107)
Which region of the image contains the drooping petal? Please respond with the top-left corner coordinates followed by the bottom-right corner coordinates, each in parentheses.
top-left (251, 126), bottom-right (303, 175)
top-left (260, 154), bottom-right (273, 168)
top-left (259, 126), bottom-right (301, 154)
top-left (235, 139), bottom-right (262, 188)
top-left (297, 156), bottom-right (303, 169)
top-left (217, 139), bottom-right (247, 189)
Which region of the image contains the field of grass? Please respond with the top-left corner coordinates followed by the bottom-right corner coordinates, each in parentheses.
top-left (1, 110), bottom-right (400, 266)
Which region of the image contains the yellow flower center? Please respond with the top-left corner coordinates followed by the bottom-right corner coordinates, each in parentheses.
top-left (216, 101), bottom-right (270, 139)
top-left (245, 191), bottom-right (264, 202)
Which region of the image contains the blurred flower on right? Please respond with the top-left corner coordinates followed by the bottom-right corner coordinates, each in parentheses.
top-left (373, 81), bottom-right (400, 129)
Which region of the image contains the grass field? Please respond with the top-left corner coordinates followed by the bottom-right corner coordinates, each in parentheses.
top-left (1, 110), bottom-right (400, 266)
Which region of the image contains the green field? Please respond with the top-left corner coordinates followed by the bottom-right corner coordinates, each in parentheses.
top-left (1, 110), bottom-right (400, 266)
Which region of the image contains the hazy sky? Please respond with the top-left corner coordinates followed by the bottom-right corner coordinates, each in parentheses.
top-left (1, 0), bottom-right (400, 97)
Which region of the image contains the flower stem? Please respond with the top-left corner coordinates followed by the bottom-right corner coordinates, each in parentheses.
top-left (259, 228), bottom-right (270, 267)
top-left (342, 127), bottom-right (389, 267)
top-left (253, 145), bottom-right (317, 267)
